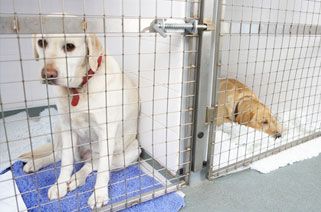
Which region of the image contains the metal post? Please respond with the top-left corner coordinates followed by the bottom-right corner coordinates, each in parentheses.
top-left (191, 0), bottom-right (221, 174)
top-left (149, 18), bottom-right (208, 37)
top-left (205, 0), bottom-right (223, 180)
top-left (191, 0), bottom-right (222, 183)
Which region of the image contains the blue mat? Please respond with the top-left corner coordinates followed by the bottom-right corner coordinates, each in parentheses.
top-left (4, 161), bottom-right (185, 211)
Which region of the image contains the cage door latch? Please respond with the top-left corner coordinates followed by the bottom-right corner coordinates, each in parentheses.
top-left (205, 106), bottom-right (217, 124)
top-left (147, 18), bottom-right (211, 37)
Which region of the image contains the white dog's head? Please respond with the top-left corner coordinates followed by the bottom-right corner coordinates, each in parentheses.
top-left (33, 34), bottom-right (103, 88)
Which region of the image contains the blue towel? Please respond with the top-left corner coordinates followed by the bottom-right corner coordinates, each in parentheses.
top-left (7, 161), bottom-right (185, 211)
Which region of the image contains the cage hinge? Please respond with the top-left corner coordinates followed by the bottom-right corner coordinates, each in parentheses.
top-left (146, 18), bottom-right (210, 38)
top-left (81, 19), bottom-right (88, 31)
top-left (12, 16), bottom-right (19, 32)
top-left (205, 106), bottom-right (217, 124)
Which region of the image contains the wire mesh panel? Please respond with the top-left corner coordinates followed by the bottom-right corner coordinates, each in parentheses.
top-left (208, 0), bottom-right (321, 179)
top-left (0, 0), bottom-right (200, 210)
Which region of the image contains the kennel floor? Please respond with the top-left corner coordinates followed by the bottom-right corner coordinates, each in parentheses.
top-left (182, 154), bottom-right (321, 212)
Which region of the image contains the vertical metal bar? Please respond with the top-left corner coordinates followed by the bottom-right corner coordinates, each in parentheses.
top-left (120, 0), bottom-right (129, 207)
top-left (137, 0), bottom-right (143, 204)
top-left (305, 3), bottom-right (321, 135)
top-left (261, 0), bottom-right (288, 155)
top-left (81, 1), bottom-right (97, 210)
top-left (101, 0), bottom-right (113, 209)
top-left (247, 0), bottom-right (266, 162)
top-left (164, 0), bottom-right (173, 192)
top-left (255, 0), bottom-right (280, 161)
top-left (179, 0), bottom-right (193, 184)
top-left (11, 0), bottom-right (41, 209)
top-left (151, 0), bottom-right (158, 199)
top-left (272, 0), bottom-right (297, 150)
top-left (226, 0), bottom-right (247, 171)
top-left (297, 0), bottom-right (319, 139)
top-left (291, 0), bottom-right (315, 144)
top-left (191, 0), bottom-right (221, 176)
top-left (192, 0), bottom-right (213, 173)
top-left (0, 96), bottom-right (20, 212)
top-left (216, 0), bottom-right (231, 172)
top-left (59, 0), bottom-right (79, 209)
top-left (205, 0), bottom-right (223, 179)
top-left (243, 0), bottom-right (262, 162)
top-left (36, 0), bottom-right (61, 210)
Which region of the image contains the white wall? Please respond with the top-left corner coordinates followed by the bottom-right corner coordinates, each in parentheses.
top-left (0, 0), bottom-right (192, 173)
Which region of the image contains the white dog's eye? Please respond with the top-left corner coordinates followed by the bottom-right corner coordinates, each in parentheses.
top-left (63, 43), bottom-right (75, 52)
top-left (37, 39), bottom-right (48, 48)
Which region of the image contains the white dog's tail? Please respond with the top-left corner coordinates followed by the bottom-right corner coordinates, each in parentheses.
top-left (19, 143), bottom-right (53, 161)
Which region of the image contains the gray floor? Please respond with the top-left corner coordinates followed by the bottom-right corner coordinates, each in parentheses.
top-left (182, 155), bottom-right (321, 212)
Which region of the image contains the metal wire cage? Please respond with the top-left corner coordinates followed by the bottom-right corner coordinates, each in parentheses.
top-left (2, 0), bottom-right (321, 210)
top-left (207, 0), bottom-right (321, 179)
top-left (0, 0), bottom-right (200, 211)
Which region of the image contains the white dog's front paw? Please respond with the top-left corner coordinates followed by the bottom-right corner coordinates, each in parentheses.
top-left (68, 174), bottom-right (86, 191)
top-left (87, 189), bottom-right (109, 209)
top-left (23, 161), bottom-right (37, 173)
top-left (48, 182), bottom-right (68, 200)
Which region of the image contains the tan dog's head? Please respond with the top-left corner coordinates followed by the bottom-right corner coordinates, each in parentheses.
top-left (235, 98), bottom-right (283, 139)
top-left (32, 34), bottom-right (103, 88)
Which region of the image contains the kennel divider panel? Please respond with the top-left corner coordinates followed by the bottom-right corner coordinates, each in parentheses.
top-left (207, 0), bottom-right (321, 180)
top-left (190, 0), bottom-right (225, 179)
top-left (0, 0), bottom-right (200, 210)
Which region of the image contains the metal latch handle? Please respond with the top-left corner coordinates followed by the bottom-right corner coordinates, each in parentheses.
top-left (146, 18), bottom-right (210, 38)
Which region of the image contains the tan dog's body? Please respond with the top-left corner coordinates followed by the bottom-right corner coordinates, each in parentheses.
top-left (217, 79), bottom-right (282, 138)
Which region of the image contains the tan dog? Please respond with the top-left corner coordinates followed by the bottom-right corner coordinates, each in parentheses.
top-left (216, 79), bottom-right (283, 139)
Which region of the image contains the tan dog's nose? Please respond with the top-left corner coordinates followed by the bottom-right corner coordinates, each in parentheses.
top-left (41, 67), bottom-right (58, 79)
top-left (274, 132), bottom-right (282, 139)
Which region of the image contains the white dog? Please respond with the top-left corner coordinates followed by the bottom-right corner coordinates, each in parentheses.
top-left (20, 34), bottom-right (141, 208)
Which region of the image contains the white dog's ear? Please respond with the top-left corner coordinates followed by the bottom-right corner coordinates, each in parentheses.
top-left (86, 34), bottom-right (103, 70)
top-left (32, 35), bottom-right (39, 61)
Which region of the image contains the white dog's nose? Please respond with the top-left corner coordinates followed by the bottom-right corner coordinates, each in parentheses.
top-left (41, 67), bottom-right (58, 79)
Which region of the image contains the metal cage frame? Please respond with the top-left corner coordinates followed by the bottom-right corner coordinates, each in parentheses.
top-left (0, 0), bottom-right (201, 211)
top-left (1, 0), bottom-right (321, 211)
top-left (202, 0), bottom-right (321, 180)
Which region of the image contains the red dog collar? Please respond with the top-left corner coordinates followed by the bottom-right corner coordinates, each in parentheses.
top-left (70, 55), bottom-right (103, 107)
